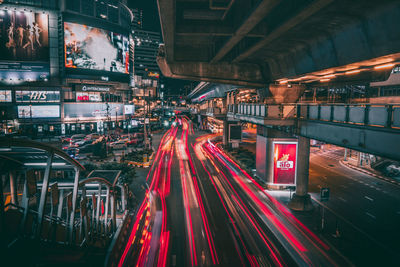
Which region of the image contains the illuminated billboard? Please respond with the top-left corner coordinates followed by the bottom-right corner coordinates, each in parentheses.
top-left (272, 141), bottom-right (297, 185)
top-left (18, 105), bottom-right (60, 118)
top-left (64, 103), bottom-right (124, 119)
top-left (124, 104), bottom-right (134, 115)
top-left (0, 10), bottom-right (49, 82)
top-left (64, 22), bottom-right (129, 74)
top-left (0, 90), bottom-right (12, 102)
top-left (15, 90), bottom-right (60, 103)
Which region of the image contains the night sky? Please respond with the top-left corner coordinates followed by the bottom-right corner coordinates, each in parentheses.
top-left (128, 0), bottom-right (196, 97)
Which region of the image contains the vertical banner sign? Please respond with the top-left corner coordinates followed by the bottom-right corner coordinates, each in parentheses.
top-left (272, 141), bottom-right (298, 185)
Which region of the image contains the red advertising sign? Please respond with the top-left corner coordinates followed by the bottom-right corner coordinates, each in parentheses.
top-left (273, 142), bottom-right (297, 185)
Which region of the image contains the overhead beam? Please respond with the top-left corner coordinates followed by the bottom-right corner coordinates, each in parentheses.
top-left (157, 51), bottom-right (266, 87)
top-left (232, 0), bottom-right (334, 63)
top-left (210, 0), bottom-right (281, 63)
top-left (176, 23), bottom-right (233, 36)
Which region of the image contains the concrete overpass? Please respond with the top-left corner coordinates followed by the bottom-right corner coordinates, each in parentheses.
top-left (157, 0), bottom-right (400, 211)
top-left (157, 0), bottom-right (400, 91)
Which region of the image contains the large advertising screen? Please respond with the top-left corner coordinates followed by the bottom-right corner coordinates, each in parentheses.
top-left (64, 22), bottom-right (129, 74)
top-left (64, 103), bottom-right (124, 119)
top-left (272, 141), bottom-right (297, 185)
top-left (0, 11), bottom-right (49, 82)
top-left (18, 105), bottom-right (60, 118)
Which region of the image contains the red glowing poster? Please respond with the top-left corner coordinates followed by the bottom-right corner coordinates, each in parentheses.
top-left (272, 142), bottom-right (297, 185)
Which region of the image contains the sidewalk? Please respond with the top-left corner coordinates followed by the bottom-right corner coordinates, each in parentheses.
top-left (340, 156), bottom-right (400, 187)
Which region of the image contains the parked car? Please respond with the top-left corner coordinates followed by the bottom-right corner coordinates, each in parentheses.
top-left (126, 139), bottom-right (139, 146)
top-left (75, 139), bottom-right (92, 147)
top-left (109, 140), bottom-right (127, 150)
top-left (86, 133), bottom-right (100, 140)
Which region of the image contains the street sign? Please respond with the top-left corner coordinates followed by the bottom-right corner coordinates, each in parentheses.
top-left (320, 187), bottom-right (330, 201)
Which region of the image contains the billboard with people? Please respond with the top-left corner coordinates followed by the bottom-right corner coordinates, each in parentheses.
top-left (64, 22), bottom-right (129, 74)
top-left (0, 10), bottom-right (49, 61)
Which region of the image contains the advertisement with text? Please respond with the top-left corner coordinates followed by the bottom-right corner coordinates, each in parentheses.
top-left (272, 141), bottom-right (297, 185)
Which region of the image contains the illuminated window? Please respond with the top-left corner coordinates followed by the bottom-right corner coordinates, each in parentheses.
top-left (0, 90), bottom-right (12, 102)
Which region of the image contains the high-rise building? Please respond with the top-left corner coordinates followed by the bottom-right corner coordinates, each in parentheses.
top-left (132, 29), bottom-right (161, 96)
top-left (132, 8), bottom-right (143, 29)
top-left (0, 0), bottom-right (134, 136)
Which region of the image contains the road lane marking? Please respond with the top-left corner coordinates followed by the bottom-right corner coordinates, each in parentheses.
top-left (364, 196), bottom-right (374, 201)
top-left (340, 184), bottom-right (347, 189)
top-left (338, 197), bottom-right (347, 202)
top-left (365, 212), bottom-right (376, 219)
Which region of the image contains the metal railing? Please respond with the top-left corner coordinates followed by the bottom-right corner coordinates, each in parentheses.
top-left (228, 103), bottom-right (296, 120)
top-left (298, 103), bottom-right (400, 129)
top-left (227, 103), bottom-right (400, 129)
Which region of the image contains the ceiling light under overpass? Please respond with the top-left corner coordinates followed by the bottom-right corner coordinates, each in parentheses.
top-left (374, 63), bottom-right (395, 70)
top-left (24, 162), bottom-right (67, 166)
top-left (345, 69), bottom-right (361, 75)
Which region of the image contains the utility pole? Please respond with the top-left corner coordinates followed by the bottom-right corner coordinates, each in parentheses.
top-left (143, 90), bottom-right (150, 149)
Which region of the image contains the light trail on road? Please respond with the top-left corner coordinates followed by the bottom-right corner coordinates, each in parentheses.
top-left (118, 118), bottom-right (348, 267)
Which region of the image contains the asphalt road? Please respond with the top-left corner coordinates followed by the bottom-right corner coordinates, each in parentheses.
top-left (308, 147), bottom-right (400, 265)
top-left (119, 120), bottom-right (354, 267)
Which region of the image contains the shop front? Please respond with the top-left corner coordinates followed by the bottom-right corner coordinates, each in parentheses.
top-left (63, 102), bottom-right (125, 134)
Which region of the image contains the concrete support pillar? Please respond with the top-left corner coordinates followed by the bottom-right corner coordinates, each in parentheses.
top-left (288, 136), bottom-right (313, 211)
top-left (223, 120), bottom-right (229, 146)
top-left (344, 148), bottom-right (348, 161)
top-left (358, 152), bottom-right (363, 166)
top-left (36, 152), bottom-right (54, 239)
top-left (9, 171), bottom-right (18, 205)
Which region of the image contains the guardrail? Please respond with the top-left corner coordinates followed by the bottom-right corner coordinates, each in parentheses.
top-left (298, 104), bottom-right (400, 129)
top-left (228, 103), bottom-right (296, 120)
top-left (227, 103), bottom-right (400, 129)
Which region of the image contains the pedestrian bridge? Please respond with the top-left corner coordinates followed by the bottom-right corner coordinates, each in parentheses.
top-left (227, 103), bottom-right (400, 160)
top-left (0, 138), bottom-right (128, 265)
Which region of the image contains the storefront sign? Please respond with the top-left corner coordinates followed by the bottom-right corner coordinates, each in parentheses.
top-left (272, 141), bottom-right (297, 185)
top-left (76, 92), bottom-right (101, 102)
top-left (16, 90), bottom-right (60, 103)
top-left (75, 84), bottom-right (111, 92)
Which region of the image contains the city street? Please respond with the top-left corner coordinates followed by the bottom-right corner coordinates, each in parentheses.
top-left (307, 148), bottom-right (400, 265)
top-left (118, 118), bottom-right (349, 266)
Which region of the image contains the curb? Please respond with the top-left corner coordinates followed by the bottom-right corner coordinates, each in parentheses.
top-left (340, 160), bottom-right (400, 187)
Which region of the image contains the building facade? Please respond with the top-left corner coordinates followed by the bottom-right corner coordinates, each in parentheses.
top-left (132, 29), bottom-right (161, 97)
top-left (0, 0), bottom-right (135, 137)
